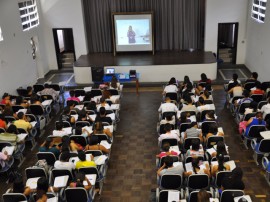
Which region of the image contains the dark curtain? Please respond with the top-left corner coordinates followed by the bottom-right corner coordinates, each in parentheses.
top-left (82, 0), bottom-right (205, 53)
top-left (63, 29), bottom-right (75, 52)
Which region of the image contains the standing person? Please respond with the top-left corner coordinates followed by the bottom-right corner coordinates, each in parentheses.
top-left (127, 25), bottom-right (136, 44)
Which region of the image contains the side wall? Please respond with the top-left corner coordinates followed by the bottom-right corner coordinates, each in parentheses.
top-left (205, 0), bottom-right (248, 64)
top-left (39, 0), bottom-right (87, 70)
top-left (245, 0), bottom-right (270, 82)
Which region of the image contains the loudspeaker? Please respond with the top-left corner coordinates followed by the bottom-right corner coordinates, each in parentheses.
top-left (91, 67), bottom-right (104, 82)
top-left (129, 70), bottom-right (136, 78)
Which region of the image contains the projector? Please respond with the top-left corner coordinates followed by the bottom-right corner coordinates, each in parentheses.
top-left (129, 70), bottom-right (136, 78)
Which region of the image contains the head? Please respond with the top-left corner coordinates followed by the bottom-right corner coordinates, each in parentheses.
top-left (60, 151), bottom-right (70, 162)
top-left (201, 73), bottom-right (208, 81)
top-left (191, 139), bottom-right (200, 151)
top-left (128, 25), bottom-right (133, 30)
top-left (165, 114), bottom-right (172, 121)
top-left (164, 123), bottom-right (172, 133)
top-left (100, 97), bottom-right (105, 104)
top-left (190, 122), bottom-right (197, 128)
top-left (206, 111), bottom-right (215, 119)
top-left (78, 150), bottom-right (86, 161)
top-left (103, 90), bottom-right (111, 99)
top-left (75, 172), bottom-right (85, 187)
top-left (2, 93), bottom-right (10, 100)
top-left (168, 77), bottom-right (176, 85)
top-left (256, 111), bottom-right (263, 124)
top-left (184, 75), bottom-right (190, 83)
top-left (95, 121), bottom-right (103, 132)
top-left (7, 124), bottom-right (18, 134)
top-left (163, 156), bottom-right (173, 167)
top-left (231, 167), bottom-right (243, 180)
top-left (180, 112), bottom-right (188, 122)
top-left (13, 177), bottom-right (24, 193)
top-left (186, 96), bottom-right (193, 104)
top-left (162, 142), bottom-right (171, 152)
top-left (209, 123), bottom-right (218, 134)
top-left (233, 73), bottom-right (238, 81)
top-left (84, 92), bottom-right (93, 101)
top-left (198, 189), bottom-right (210, 202)
top-left (44, 83), bottom-right (50, 88)
top-left (203, 90), bottom-right (210, 99)
top-left (217, 153), bottom-right (225, 171)
top-left (36, 177), bottom-right (49, 196)
top-left (78, 110), bottom-right (87, 119)
top-left (69, 90), bottom-right (75, 97)
top-left (252, 72), bottom-right (258, 80)
top-left (198, 97), bottom-right (205, 105)
top-left (242, 90), bottom-right (250, 98)
top-left (99, 107), bottom-right (106, 116)
top-left (15, 96), bottom-right (23, 105)
top-left (55, 122), bottom-right (63, 131)
top-left (30, 94), bottom-right (40, 104)
top-left (216, 141), bottom-right (227, 155)
top-left (89, 135), bottom-right (99, 145)
top-left (86, 101), bottom-right (97, 110)
top-left (67, 100), bottom-right (75, 109)
top-left (165, 97), bottom-right (171, 103)
top-left (17, 112), bottom-right (24, 120)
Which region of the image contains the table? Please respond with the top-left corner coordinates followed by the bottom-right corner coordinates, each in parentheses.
top-left (103, 73), bottom-right (140, 95)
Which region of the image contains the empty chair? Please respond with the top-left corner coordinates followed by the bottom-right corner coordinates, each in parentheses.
top-left (65, 187), bottom-right (89, 202)
top-left (214, 171), bottom-right (231, 188)
top-left (74, 89), bottom-right (86, 97)
top-left (220, 190), bottom-right (244, 202)
top-left (185, 174), bottom-right (209, 195)
top-left (25, 166), bottom-right (47, 180)
top-left (251, 138), bottom-right (270, 165)
top-left (2, 193), bottom-right (28, 202)
top-left (37, 152), bottom-right (57, 167)
top-left (158, 174), bottom-right (183, 192)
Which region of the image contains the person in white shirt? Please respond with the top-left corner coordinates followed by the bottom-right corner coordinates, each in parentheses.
top-left (158, 123), bottom-right (180, 144)
top-left (52, 122), bottom-right (70, 137)
top-left (97, 97), bottom-right (111, 111)
top-left (196, 97), bottom-right (215, 113)
top-left (260, 98), bottom-right (270, 119)
top-left (158, 97), bottom-right (178, 115)
top-left (54, 151), bottom-right (75, 172)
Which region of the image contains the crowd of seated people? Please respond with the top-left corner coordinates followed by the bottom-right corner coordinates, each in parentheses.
top-left (1, 77), bottom-right (122, 201)
top-left (156, 74), bottom-right (248, 201)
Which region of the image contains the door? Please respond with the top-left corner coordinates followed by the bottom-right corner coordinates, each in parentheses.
top-left (217, 23), bottom-right (238, 64)
top-left (52, 28), bottom-right (76, 69)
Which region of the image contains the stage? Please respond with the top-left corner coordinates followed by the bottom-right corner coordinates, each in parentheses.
top-left (73, 51), bottom-right (217, 84)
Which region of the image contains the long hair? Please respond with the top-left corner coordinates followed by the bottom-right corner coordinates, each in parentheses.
top-left (192, 158), bottom-right (200, 174)
top-left (217, 153), bottom-right (225, 171)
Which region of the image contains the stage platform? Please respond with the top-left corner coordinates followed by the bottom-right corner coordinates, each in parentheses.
top-left (73, 51), bottom-right (217, 84)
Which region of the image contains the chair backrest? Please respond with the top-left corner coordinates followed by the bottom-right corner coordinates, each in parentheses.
top-left (231, 96), bottom-right (244, 104)
top-left (243, 112), bottom-right (256, 121)
top-left (2, 193), bottom-right (27, 202)
top-left (70, 135), bottom-right (87, 147)
top-left (85, 150), bottom-right (103, 157)
top-left (201, 121), bottom-right (217, 136)
top-left (185, 155), bottom-right (204, 164)
top-left (200, 110), bottom-right (215, 122)
top-left (0, 127), bottom-right (5, 133)
top-left (183, 137), bottom-right (201, 151)
top-left (258, 139), bottom-right (270, 153)
top-left (159, 124), bottom-right (175, 134)
top-left (49, 84), bottom-right (61, 91)
top-left (264, 113), bottom-right (270, 121)
top-left (55, 121), bottom-right (71, 128)
top-left (17, 128), bottom-right (28, 134)
top-left (250, 94), bottom-right (263, 103)
top-left (33, 84), bottom-right (44, 93)
top-left (244, 82), bottom-right (256, 90)
top-left (220, 190), bottom-right (244, 202)
top-left (85, 109), bottom-right (96, 115)
top-left (74, 89), bottom-right (86, 97)
top-left (246, 125), bottom-right (266, 138)
top-left (91, 89), bottom-right (102, 97)
top-left (206, 136), bottom-right (224, 149)
top-left (16, 88), bottom-right (29, 97)
top-left (5, 116), bottom-right (16, 124)
top-left (29, 105), bottom-right (44, 116)
top-left (237, 103), bottom-right (251, 114)
top-left (204, 100), bottom-right (213, 104)
top-left (211, 155), bottom-right (230, 163)
top-left (78, 166), bottom-right (100, 179)
top-left (108, 89), bottom-right (119, 95)
top-left (158, 190), bottom-right (180, 202)
top-left (159, 155), bottom-right (179, 168)
top-left (188, 190), bottom-right (213, 202)
top-left (187, 174), bottom-right (209, 190)
top-left (162, 111), bottom-right (176, 120)
top-left (105, 99), bottom-right (113, 106)
top-left (37, 152), bottom-right (56, 166)
top-left (261, 82), bottom-right (270, 91)
top-left (160, 174), bottom-right (182, 189)
top-left (179, 122), bottom-right (192, 133)
top-left (94, 134), bottom-right (109, 143)
top-left (227, 82), bottom-right (238, 92)
top-left (75, 121), bottom-right (91, 128)
top-left (65, 187), bottom-right (88, 202)
top-left (161, 138), bottom-right (178, 147)
top-left (40, 94), bottom-right (53, 102)
top-left (67, 100), bottom-right (79, 107)
top-left (165, 92), bottom-right (178, 101)
top-left (215, 171), bottom-right (231, 188)
top-left (25, 167), bottom-right (47, 179)
top-left (258, 101), bottom-right (267, 110)
top-left (25, 114), bottom-right (37, 122)
top-left (51, 168), bottom-right (73, 184)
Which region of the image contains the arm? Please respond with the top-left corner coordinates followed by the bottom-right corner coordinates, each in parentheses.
top-left (157, 164), bottom-right (166, 176)
top-left (246, 117), bottom-right (253, 127)
top-left (104, 128), bottom-right (112, 138)
top-left (100, 145), bottom-right (110, 154)
top-left (84, 177), bottom-right (92, 190)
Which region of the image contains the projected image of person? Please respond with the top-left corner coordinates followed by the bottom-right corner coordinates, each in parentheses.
top-left (127, 26), bottom-right (136, 44)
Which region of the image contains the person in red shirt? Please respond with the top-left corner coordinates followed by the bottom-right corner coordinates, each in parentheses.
top-left (1, 93), bottom-right (11, 105)
top-left (66, 90), bottom-right (80, 103)
top-left (0, 114), bottom-right (7, 129)
top-left (250, 82), bottom-right (264, 95)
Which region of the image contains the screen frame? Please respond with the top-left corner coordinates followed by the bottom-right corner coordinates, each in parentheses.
top-left (111, 12), bottom-right (154, 55)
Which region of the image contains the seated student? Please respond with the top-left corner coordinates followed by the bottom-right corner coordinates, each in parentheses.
top-left (15, 96), bottom-right (29, 108)
top-left (160, 114), bottom-right (175, 125)
top-left (36, 177), bottom-right (49, 202)
top-left (0, 151), bottom-right (13, 170)
top-left (92, 121), bottom-right (112, 138)
top-left (181, 96), bottom-right (198, 113)
top-left (225, 73), bottom-right (241, 91)
top-left (0, 114), bottom-right (7, 129)
top-left (61, 103), bottom-right (76, 124)
top-left (158, 97), bottom-right (178, 115)
top-left (245, 111), bottom-right (266, 137)
top-left (85, 101), bottom-right (97, 113)
top-left (110, 75), bottom-right (120, 90)
top-left (178, 112), bottom-right (191, 127)
top-left (97, 97), bottom-right (111, 111)
top-left (156, 142), bottom-right (179, 159)
top-left (181, 82), bottom-right (196, 101)
top-left (250, 82), bottom-right (264, 95)
top-left (40, 83), bottom-right (58, 101)
top-left (60, 135), bottom-right (83, 153)
top-left (205, 124), bottom-right (224, 142)
top-left (67, 90), bottom-right (80, 103)
top-left (54, 151), bottom-right (75, 172)
top-left (2, 103), bottom-right (16, 118)
top-left (184, 157), bottom-right (210, 177)
top-left (180, 75), bottom-right (193, 90)
top-left (158, 123), bottom-right (180, 144)
top-left (203, 110), bottom-right (216, 122)
top-left (196, 97), bottom-right (215, 113)
top-left (77, 110), bottom-right (94, 124)
top-left (85, 135), bottom-right (110, 154)
top-left (1, 93), bottom-right (11, 105)
top-left (103, 90), bottom-right (119, 104)
top-left (211, 153), bottom-right (230, 177)
top-left (95, 107), bottom-right (113, 125)
top-left (245, 71), bottom-right (259, 84)
top-left (39, 137), bottom-right (60, 159)
top-left (186, 139), bottom-right (204, 157)
top-left (12, 177), bottom-right (31, 197)
top-left (210, 141), bottom-right (228, 158)
top-left (163, 77), bottom-right (178, 95)
top-left (157, 156), bottom-right (184, 177)
top-left (196, 73), bottom-right (211, 93)
top-left (69, 172), bottom-right (92, 191)
top-left (227, 82), bottom-right (243, 100)
top-left (234, 89), bottom-right (253, 107)
top-left (14, 112), bottom-right (32, 132)
top-left (260, 97), bottom-right (270, 119)
top-left (52, 122), bottom-right (70, 137)
top-left (30, 94), bottom-right (42, 105)
top-left (221, 167), bottom-right (245, 190)
top-left (184, 122), bottom-right (203, 142)
top-left (83, 92), bottom-right (93, 102)
top-left (200, 89), bottom-right (213, 101)
top-left (75, 150), bottom-right (96, 169)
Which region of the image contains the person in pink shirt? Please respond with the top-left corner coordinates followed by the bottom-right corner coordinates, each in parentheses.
top-left (156, 142), bottom-right (179, 158)
top-left (67, 90), bottom-right (80, 103)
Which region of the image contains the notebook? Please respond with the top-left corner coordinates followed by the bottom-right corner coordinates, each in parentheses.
top-left (26, 177), bottom-right (40, 189)
top-left (53, 175), bottom-right (69, 188)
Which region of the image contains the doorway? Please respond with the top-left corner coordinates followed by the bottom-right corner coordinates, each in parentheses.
top-left (52, 28), bottom-right (76, 69)
top-left (217, 23), bottom-right (238, 64)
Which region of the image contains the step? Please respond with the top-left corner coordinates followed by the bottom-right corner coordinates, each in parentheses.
top-left (62, 63), bottom-right (74, 68)
top-left (219, 53), bottom-right (232, 58)
top-left (61, 57), bottom-right (74, 63)
top-left (221, 58), bottom-right (232, 63)
top-left (62, 53), bottom-right (74, 58)
top-left (219, 48), bottom-right (232, 54)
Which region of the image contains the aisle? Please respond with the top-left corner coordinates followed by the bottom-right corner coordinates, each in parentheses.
top-left (99, 91), bottom-right (161, 202)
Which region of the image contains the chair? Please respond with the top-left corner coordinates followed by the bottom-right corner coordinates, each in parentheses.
top-left (262, 156), bottom-right (270, 185)
top-left (235, 102), bottom-right (251, 123)
top-left (78, 166), bottom-right (104, 194)
top-left (105, 99), bottom-right (113, 106)
top-left (5, 116), bottom-right (16, 124)
top-left (179, 122), bottom-right (192, 134)
top-left (264, 113), bottom-right (270, 121)
top-left (160, 138), bottom-right (178, 147)
top-left (74, 89), bottom-right (85, 97)
top-left (16, 88), bottom-right (29, 97)
top-left (85, 110), bottom-right (96, 115)
top-left (160, 174), bottom-right (183, 190)
top-left (201, 121), bottom-right (217, 137)
top-left (94, 134), bottom-right (110, 143)
top-left (11, 105), bottom-right (24, 113)
top-left (165, 92), bottom-right (178, 102)
top-left (251, 138), bottom-right (270, 165)
top-left (244, 82), bottom-right (256, 90)
top-left (250, 94), bottom-right (263, 103)
top-left (214, 171), bottom-right (231, 188)
top-left (29, 105), bottom-right (47, 130)
top-left (0, 141), bottom-right (25, 167)
top-left (25, 166), bottom-right (47, 180)
top-left (49, 83), bottom-right (62, 92)
top-left (243, 125), bottom-right (266, 149)
top-left (185, 174), bottom-right (209, 196)
top-left (70, 135), bottom-right (87, 147)
top-left (242, 112), bottom-right (256, 121)
top-left (162, 111), bottom-right (176, 121)
top-left (55, 121), bottom-right (71, 128)
top-left (85, 150), bottom-right (103, 157)
top-left (206, 136), bottom-right (224, 149)
top-left (261, 82), bottom-right (270, 91)
top-left (50, 168), bottom-right (74, 186)
top-left (33, 84), bottom-right (44, 93)
top-left (204, 100), bottom-right (213, 104)
top-left (37, 152), bottom-right (57, 167)
top-left (229, 96), bottom-right (244, 112)
top-left (158, 155), bottom-right (180, 168)
top-left (17, 127), bottom-right (37, 151)
top-left (108, 89), bottom-right (119, 95)
top-left (2, 193), bottom-right (28, 202)
top-left (75, 121), bottom-right (91, 128)
top-left (156, 190), bottom-right (180, 202)
top-left (257, 101), bottom-right (267, 110)
top-left (220, 190), bottom-right (244, 202)
top-left (0, 127), bottom-right (5, 133)
top-left (200, 110), bottom-right (215, 122)
top-left (183, 137), bottom-right (201, 151)
top-left (188, 190), bottom-right (213, 202)
top-left (65, 187), bottom-right (89, 202)
top-left (67, 100), bottom-right (79, 106)
top-left (91, 89), bottom-right (102, 97)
